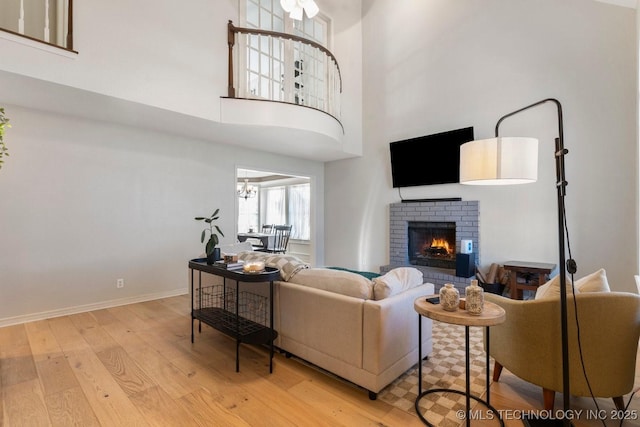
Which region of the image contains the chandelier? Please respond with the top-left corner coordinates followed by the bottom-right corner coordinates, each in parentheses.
top-left (280, 0), bottom-right (319, 20)
top-left (237, 179), bottom-right (257, 200)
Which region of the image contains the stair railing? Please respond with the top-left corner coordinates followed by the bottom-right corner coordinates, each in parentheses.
top-left (0, 0), bottom-right (74, 51)
top-left (227, 20), bottom-right (342, 122)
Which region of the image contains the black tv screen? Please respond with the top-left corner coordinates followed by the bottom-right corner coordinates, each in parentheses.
top-left (390, 126), bottom-right (474, 188)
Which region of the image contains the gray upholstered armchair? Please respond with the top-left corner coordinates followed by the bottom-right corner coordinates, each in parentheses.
top-left (485, 292), bottom-right (640, 410)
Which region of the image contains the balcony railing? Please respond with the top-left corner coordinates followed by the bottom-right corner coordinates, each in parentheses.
top-left (227, 21), bottom-right (342, 122)
top-left (0, 0), bottom-right (74, 51)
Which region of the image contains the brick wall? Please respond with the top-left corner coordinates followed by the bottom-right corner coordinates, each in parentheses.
top-left (381, 200), bottom-right (479, 292)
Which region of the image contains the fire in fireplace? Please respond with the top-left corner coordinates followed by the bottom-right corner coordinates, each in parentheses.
top-left (408, 221), bottom-right (456, 269)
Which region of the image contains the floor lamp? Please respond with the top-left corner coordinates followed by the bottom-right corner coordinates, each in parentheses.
top-left (460, 98), bottom-right (575, 426)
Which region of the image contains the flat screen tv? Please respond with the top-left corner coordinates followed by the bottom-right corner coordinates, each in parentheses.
top-left (389, 126), bottom-right (474, 188)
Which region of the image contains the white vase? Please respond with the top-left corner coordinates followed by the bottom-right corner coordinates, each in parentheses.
top-left (439, 283), bottom-right (460, 312)
top-left (465, 279), bottom-right (484, 315)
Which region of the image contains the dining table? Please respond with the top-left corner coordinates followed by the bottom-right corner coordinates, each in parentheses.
top-left (237, 232), bottom-right (274, 249)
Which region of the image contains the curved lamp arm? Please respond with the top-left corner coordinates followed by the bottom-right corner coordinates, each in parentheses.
top-left (491, 97), bottom-right (573, 422)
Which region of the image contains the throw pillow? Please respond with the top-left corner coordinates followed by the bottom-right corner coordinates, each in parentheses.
top-left (372, 267), bottom-right (424, 300)
top-left (575, 268), bottom-right (610, 293)
top-left (534, 273), bottom-right (579, 300)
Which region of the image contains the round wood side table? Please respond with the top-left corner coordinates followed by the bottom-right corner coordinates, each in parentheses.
top-left (414, 295), bottom-right (506, 427)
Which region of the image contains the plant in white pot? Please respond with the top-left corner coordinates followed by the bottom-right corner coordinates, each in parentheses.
top-left (0, 107), bottom-right (11, 169)
top-left (195, 208), bottom-right (225, 264)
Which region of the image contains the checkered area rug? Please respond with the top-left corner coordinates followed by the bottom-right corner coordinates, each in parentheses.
top-left (379, 322), bottom-right (491, 426)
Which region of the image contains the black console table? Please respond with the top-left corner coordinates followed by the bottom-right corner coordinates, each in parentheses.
top-left (189, 258), bottom-right (280, 373)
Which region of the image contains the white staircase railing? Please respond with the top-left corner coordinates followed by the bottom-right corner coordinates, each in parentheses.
top-left (227, 21), bottom-right (342, 123)
top-left (1, 0), bottom-right (73, 50)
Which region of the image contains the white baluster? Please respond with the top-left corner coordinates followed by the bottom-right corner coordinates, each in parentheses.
top-left (18, 0), bottom-right (25, 34)
top-left (56, 0), bottom-right (65, 46)
top-left (44, 0), bottom-right (50, 42)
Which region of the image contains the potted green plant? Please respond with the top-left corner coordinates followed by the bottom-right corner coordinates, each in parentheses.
top-left (195, 208), bottom-right (225, 264)
top-left (0, 107), bottom-right (11, 169)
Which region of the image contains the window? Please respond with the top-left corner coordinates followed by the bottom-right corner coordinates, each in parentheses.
top-left (240, 0), bottom-right (331, 110)
top-left (238, 193), bottom-right (259, 232)
top-left (288, 183), bottom-right (310, 240)
top-left (260, 182), bottom-right (310, 241)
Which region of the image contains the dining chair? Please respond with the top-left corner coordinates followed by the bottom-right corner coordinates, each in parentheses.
top-left (251, 224), bottom-right (274, 251)
top-left (264, 225), bottom-right (292, 254)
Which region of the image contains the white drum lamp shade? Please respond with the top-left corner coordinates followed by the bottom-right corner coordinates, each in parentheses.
top-left (459, 137), bottom-right (538, 185)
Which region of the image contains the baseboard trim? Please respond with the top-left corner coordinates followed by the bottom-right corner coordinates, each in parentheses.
top-left (0, 288), bottom-right (188, 327)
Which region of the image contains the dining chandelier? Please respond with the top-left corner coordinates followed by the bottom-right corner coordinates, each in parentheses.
top-left (280, 0), bottom-right (319, 20)
top-left (237, 179), bottom-right (257, 200)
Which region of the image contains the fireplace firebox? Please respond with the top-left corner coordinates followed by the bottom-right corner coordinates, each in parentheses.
top-left (408, 221), bottom-right (456, 269)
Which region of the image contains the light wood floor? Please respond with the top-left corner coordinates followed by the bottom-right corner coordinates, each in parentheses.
top-left (1, 294), bottom-right (639, 427)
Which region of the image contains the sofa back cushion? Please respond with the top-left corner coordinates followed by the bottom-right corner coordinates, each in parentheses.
top-left (289, 268), bottom-right (374, 299)
top-left (372, 267), bottom-right (424, 300)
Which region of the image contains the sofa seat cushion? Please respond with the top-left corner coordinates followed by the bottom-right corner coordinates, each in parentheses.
top-left (372, 267), bottom-right (424, 300)
top-left (289, 268), bottom-right (374, 299)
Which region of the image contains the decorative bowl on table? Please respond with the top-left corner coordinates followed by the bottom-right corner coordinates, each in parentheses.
top-left (243, 261), bottom-right (265, 273)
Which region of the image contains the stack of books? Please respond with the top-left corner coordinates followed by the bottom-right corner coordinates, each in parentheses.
top-left (213, 260), bottom-right (245, 270)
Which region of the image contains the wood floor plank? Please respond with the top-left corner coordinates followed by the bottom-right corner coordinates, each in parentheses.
top-left (287, 379), bottom-right (394, 426)
top-left (127, 346), bottom-right (200, 400)
top-left (44, 386), bottom-right (101, 427)
top-left (65, 348), bottom-right (150, 426)
top-left (2, 378), bottom-right (51, 427)
top-left (2, 294), bottom-right (639, 427)
top-left (35, 355), bottom-right (80, 396)
top-left (0, 368), bottom-right (4, 427)
top-left (0, 324), bottom-right (30, 357)
top-left (95, 346), bottom-right (156, 397)
top-left (106, 305), bottom-right (153, 333)
top-left (24, 320), bottom-right (64, 362)
top-left (101, 319), bottom-right (152, 356)
top-left (129, 385), bottom-right (201, 427)
top-left (0, 325), bottom-right (38, 388)
top-left (88, 308), bottom-right (118, 327)
top-left (47, 316), bottom-right (91, 353)
top-left (158, 295), bottom-right (190, 317)
top-left (227, 365), bottom-right (338, 427)
top-left (68, 312), bottom-right (119, 354)
top-left (177, 387), bottom-right (252, 427)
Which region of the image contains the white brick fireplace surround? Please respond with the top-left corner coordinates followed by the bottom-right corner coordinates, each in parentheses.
top-left (381, 200), bottom-right (479, 292)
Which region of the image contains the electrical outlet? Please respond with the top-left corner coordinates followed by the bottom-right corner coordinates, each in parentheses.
top-left (116, 278), bottom-right (124, 288)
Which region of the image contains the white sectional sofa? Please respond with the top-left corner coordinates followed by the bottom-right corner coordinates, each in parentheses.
top-left (234, 249), bottom-right (434, 399)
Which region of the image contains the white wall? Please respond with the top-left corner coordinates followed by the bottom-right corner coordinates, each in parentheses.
top-left (0, 0), bottom-right (237, 120)
top-left (0, 0), bottom-right (365, 324)
top-left (0, 105), bottom-right (324, 324)
top-left (325, 0), bottom-right (638, 292)
top-left (0, 0), bottom-right (363, 159)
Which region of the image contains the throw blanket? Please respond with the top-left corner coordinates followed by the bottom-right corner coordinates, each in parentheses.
top-left (239, 251), bottom-right (309, 281)
top-left (326, 266), bottom-right (381, 280)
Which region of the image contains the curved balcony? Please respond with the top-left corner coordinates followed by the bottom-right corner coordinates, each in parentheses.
top-left (225, 21), bottom-right (342, 129)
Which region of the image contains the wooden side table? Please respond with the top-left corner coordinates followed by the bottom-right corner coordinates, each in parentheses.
top-left (503, 261), bottom-right (556, 300)
top-left (414, 296), bottom-right (506, 427)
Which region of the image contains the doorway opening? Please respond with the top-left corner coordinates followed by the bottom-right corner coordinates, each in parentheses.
top-left (236, 168), bottom-right (312, 262)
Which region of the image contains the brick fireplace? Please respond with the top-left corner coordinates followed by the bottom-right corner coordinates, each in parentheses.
top-left (381, 200), bottom-right (479, 292)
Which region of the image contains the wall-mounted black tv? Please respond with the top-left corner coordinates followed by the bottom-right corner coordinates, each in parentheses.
top-left (389, 126), bottom-right (474, 188)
